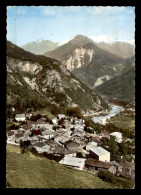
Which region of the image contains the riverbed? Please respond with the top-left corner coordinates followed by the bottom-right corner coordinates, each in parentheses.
top-left (92, 104), bottom-right (124, 124)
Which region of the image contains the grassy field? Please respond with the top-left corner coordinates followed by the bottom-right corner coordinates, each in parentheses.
top-left (110, 114), bottom-right (135, 131)
top-left (6, 144), bottom-right (118, 189)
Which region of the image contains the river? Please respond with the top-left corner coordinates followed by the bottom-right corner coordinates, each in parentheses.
top-left (92, 104), bottom-right (124, 124)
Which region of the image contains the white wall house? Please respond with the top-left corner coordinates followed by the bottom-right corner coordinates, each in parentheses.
top-left (90, 146), bottom-right (110, 162)
top-left (110, 132), bottom-right (122, 143)
top-left (15, 114), bottom-right (26, 122)
top-left (52, 118), bottom-right (58, 125)
top-left (58, 114), bottom-right (65, 120)
top-left (59, 156), bottom-right (86, 170)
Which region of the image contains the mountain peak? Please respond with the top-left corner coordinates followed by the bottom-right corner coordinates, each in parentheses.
top-left (70, 34), bottom-right (94, 45)
top-left (34, 38), bottom-right (44, 43)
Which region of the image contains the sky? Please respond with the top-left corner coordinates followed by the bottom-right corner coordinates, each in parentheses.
top-left (7, 6), bottom-right (135, 46)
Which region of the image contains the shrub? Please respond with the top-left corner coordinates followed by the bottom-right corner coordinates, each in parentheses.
top-left (8, 124), bottom-right (19, 130)
top-left (97, 170), bottom-right (134, 189)
top-left (66, 106), bottom-right (82, 119)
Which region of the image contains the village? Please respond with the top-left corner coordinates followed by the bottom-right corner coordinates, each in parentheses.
top-left (6, 111), bottom-right (135, 180)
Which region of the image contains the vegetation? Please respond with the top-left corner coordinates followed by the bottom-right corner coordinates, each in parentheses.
top-left (97, 170), bottom-right (134, 189)
top-left (95, 67), bottom-right (135, 103)
top-left (110, 114), bottom-right (135, 131)
top-left (101, 137), bottom-right (134, 162)
top-left (6, 144), bottom-right (117, 189)
top-left (84, 118), bottom-right (102, 134)
top-left (66, 106), bottom-right (83, 119)
top-left (102, 122), bottom-right (134, 139)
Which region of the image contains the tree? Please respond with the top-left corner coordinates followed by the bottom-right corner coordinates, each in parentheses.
top-left (66, 106), bottom-right (82, 118)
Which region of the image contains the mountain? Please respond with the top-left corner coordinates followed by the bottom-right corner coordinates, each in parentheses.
top-left (44, 34), bottom-right (95, 61)
top-left (95, 41), bottom-right (135, 59)
top-left (6, 41), bottom-right (109, 117)
top-left (44, 34), bottom-right (135, 90)
top-left (21, 39), bottom-right (59, 55)
top-left (95, 67), bottom-right (135, 103)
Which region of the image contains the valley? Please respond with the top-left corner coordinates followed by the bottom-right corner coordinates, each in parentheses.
top-left (6, 6), bottom-right (135, 189)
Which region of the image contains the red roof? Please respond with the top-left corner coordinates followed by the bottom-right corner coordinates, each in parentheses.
top-left (33, 130), bottom-right (42, 135)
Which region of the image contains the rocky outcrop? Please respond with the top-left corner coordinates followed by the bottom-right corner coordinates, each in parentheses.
top-left (94, 75), bottom-right (112, 87)
top-left (63, 47), bottom-right (94, 71)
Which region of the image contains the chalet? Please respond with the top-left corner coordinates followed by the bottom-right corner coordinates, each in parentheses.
top-left (42, 130), bottom-right (54, 139)
top-left (89, 146), bottom-right (110, 162)
top-left (85, 158), bottom-right (116, 173)
top-left (15, 114), bottom-right (26, 122)
top-left (110, 132), bottom-right (122, 143)
top-left (59, 156), bottom-right (86, 170)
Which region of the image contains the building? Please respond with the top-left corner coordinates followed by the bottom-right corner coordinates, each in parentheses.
top-left (85, 158), bottom-right (116, 173)
top-left (59, 156), bottom-right (86, 170)
top-left (89, 146), bottom-right (110, 162)
top-left (110, 132), bottom-right (122, 143)
top-left (15, 114), bottom-right (26, 122)
top-left (52, 118), bottom-right (58, 125)
top-left (58, 114), bottom-right (65, 120)
top-left (86, 142), bottom-right (97, 151)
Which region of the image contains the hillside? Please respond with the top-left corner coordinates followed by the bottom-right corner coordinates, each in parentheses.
top-left (21, 39), bottom-right (59, 55)
top-left (95, 41), bottom-right (135, 59)
top-left (95, 67), bottom-right (135, 103)
top-left (6, 144), bottom-right (117, 189)
top-left (6, 41), bottom-right (109, 117)
top-left (44, 35), bottom-right (134, 89)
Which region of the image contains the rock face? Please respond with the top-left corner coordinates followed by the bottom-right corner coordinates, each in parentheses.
top-left (6, 41), bottom-right (109, 115)
top-left (62, 47), bottom-right (94, 71)
top-left (45, 34), bottom-right (135, 102)
top-left (95, 41), bottom-right (135, 59)
top-left (94, 75), bottom-right (112, 87)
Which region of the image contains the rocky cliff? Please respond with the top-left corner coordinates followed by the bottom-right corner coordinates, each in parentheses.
top-left (6, 41), bottom-right (109, 116)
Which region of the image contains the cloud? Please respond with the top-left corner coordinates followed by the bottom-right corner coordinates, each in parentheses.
top-left (89, 35), bottom-right (135, 45)
top-left (87, 6), bottom-right (134, 16)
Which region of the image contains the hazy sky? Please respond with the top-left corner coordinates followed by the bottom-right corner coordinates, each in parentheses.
top-left (7, 6), bottom-right (135, 46)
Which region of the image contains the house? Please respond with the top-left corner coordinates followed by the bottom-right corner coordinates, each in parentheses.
top-left (23, 123), bottom-right (32, 130)
top-left (15, 114), bottom-right (26, 121)
top-left (101, 130), bottom-right (110, 138)
top-left (108, 161), bottom-right (123, 172)
top-left (52, 118), bottom-right (58, 125)
top-left (42, 130), bottom-right (54, 139)
top-left (33, 143), bottom-right (51, 153)
top-left (53, 145), bottom-right (76, 156)
top-left (89, 146), bottom-right (110, 162)
top-left (118, 160), bottom-right (135, 179)
top-left (58, 114), bottom-right (65, 120)
top-left (59, 156), bottom-right (86, 170)
top-left (86, 142), bottom-right (97, 151)
top-left (64, 140), bottom-right (80, 150)
top-left (33, 129), bottom-right (42, 135)
top-left (110, 132), bottom-right (122, 143)
top-left (85, 158), bottom-right (116, 173)
top-left (92, 135), bottom-right (102, 145)
top-left (25, 113), bottom-right (32, 118)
